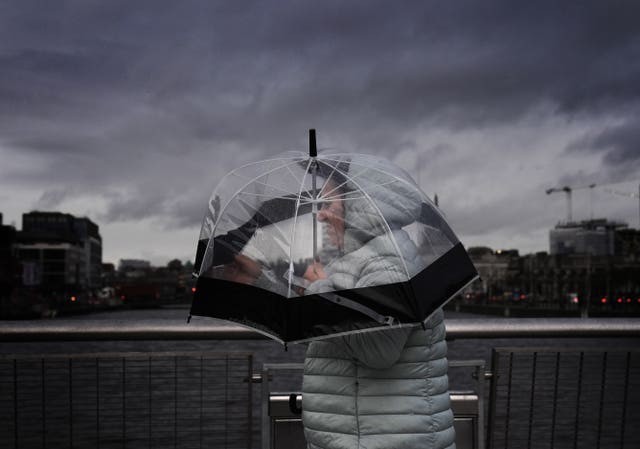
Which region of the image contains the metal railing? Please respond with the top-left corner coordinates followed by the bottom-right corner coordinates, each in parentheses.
top-left (1, 317), bottom-right (639, 449)
top-left (2, 317), bottom-right (639, 341)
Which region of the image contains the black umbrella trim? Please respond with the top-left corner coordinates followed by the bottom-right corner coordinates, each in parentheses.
top-left (190, 242), bottom-right (477, 342)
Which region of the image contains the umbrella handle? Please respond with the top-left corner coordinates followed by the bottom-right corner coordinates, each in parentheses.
top-left (289, 393), bottom-right (302, 415)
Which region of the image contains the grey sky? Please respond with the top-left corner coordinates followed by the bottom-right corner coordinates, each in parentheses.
top-left (1, 0), bottom-right (639, 264)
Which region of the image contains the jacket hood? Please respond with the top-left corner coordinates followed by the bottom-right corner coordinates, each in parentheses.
top-left (342, 168), bottom-right (422, 251)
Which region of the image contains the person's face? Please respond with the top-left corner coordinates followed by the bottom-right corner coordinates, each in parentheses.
top-left (318, 182), bottom-right (345, 249)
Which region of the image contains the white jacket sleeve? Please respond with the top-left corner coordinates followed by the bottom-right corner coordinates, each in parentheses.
top-left (338, 326), bottom-right (411, 369)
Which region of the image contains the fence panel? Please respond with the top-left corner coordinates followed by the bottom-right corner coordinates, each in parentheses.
top-left (488, 347), bottom-right (640, 449)
top-left (0, 351), bottom-right (253, 449)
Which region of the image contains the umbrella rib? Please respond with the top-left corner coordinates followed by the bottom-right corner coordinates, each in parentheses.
top-left (283, 163), bottom-right (314, 200)
top-left (229, 159), bottom-right (302, 178)
top-left (237, 191), bottom-right (299, 200)
top-left (297, 193), bottom-right (369, 206)
top-left (316, 157), bottom-right (353, 197)
top-left (317, 178), bottom-right (408, 204)
top-left (201, 158), bottom-right (306, 270)
top-left (230, 167), bottom-right (305, 198)
top-left (322, 179), bottom-right (400, 200)
top-left (420, 226), bottom-right (440, 262)
top-left (321, 155), bottom-right (453, 240)
top-left (321, 162), bottom-right (370, 198)
top-left (237, 188), bottom-right (369, 206)
top-left (314, 170), bottom-right (367, 201)
top-left (322, 156), bottom-right (426, 197)
top-left (225, 154), bottom-right (305, 175)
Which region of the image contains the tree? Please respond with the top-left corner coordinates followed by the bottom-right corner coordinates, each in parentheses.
top-left (167, 259), bottom-right (183, 271)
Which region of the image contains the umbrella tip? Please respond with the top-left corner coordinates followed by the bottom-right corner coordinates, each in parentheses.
top-left (309, 129), bottom-right (317, 158)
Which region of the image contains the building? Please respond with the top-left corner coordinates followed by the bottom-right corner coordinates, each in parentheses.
top-left (510, 251), bottom-right (640, 309)
top-left (460, 243), bottom-right (640, 314)
top-left (101, 263), bottom-right (116, 286)
top-left (549, 219), bottom-right (627, 256)
top-left (615, 228), bottom-right (640, 260)
top-left (0, 214), bottom-right (18, 301)
top-left (544, 219), bottom-right (640, 308)
top-left (71, 216), bottom-right (103, 287)
top-left (466, 247), bottom-right (520, 300)
top-left (15, 211), bottom-right (103, 290)
top-left (118, 259), bottom-right (151, 272)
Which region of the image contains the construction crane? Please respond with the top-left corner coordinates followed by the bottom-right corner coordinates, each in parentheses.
top-left (546, 180), bottom-right (640, 226)
top-left (545, 184), bottom-right (595, 222)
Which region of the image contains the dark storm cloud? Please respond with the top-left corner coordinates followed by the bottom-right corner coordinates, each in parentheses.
top-left (98, 186), bottom-right (206, 229)
top-left (34, 188), bottom-right (74, 209)
top-left (4, 1), bottom-right (640, 126)
top-left (2, 0), bottom-right (640, 231)
top-left (566, 118), bottom-right (640, 178)
top-left (593, 123), bottom-right (640, 168)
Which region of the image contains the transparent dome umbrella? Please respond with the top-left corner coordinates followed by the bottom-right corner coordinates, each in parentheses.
top-left (189, 130), bottom-right (478, 344)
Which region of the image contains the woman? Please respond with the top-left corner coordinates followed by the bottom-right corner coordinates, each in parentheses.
top-left (300, 171), bottom-right (456, 449)
top-left (221, 167), bottom-right (456, 448)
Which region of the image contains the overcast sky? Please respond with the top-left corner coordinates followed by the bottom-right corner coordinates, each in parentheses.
top-left (1, 0), bottom-right (639, 265)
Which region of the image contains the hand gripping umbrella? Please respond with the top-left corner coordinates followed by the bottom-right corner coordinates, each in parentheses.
top-left (189, 130), bottom-right (478, 344)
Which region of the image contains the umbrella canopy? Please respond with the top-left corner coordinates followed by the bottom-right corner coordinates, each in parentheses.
top-left (190, 130), bottom-right (478, 344)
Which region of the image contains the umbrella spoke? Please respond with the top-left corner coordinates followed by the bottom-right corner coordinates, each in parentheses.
top-left (227, 155), bottom-right (305, 174)
top-left (323, 164), bottom-right (373, 195)
top-left (237, 191), bottom-right (299, 201)
top-left (228, 159), bottom-right (307, 197)
top-left (237, 178), bottom-right (304, 199)
top-left (283, 162), bottom-right (310, 196)
top-left (324, 156), bottom-right (421, 192)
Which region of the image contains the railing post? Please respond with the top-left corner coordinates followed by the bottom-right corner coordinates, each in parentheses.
top-left (487, 349), bottom-right (500, 449)
top-left (248, 353), bottom-right (254, 449)
top-left (261, 367), bottom-right (271, 449)
top-left (475, 362), bottom-right (486, 449)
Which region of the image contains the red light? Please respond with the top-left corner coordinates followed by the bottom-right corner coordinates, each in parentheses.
top-left (571, 297), bottom-right (579, 304)
top-left (601, 298), bottom-right (607, 304)
top-left (121, 295), bottom-right (126, 301)
top-left (520, 294), bottom-right (526, 300)
top-left (627, 298), bottom-right (632, 303)
top-left (617, 298), bottom-right (623, 303)
top-left (191, 287), bottom-right (197, 293)
top-left (70, 296), bottom-right (76, 302)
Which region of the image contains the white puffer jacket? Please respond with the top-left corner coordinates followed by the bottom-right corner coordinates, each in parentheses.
top-left (301, 170), bottom-right (456, 449)
top-left (302, 310), bottom-right (455, 449)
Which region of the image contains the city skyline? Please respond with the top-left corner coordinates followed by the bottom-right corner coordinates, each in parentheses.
top-left (3, 207), bottom-right (637, 267)
top-left (1, 1), bottom-right (639, 265)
